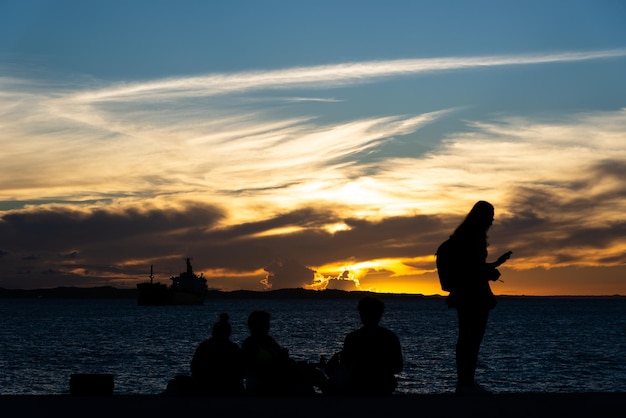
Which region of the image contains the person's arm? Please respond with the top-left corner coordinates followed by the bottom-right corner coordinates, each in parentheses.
top-left (488, 250), bottom-right (512, 268)
top-left (483, 251), bottom-right (512, 281)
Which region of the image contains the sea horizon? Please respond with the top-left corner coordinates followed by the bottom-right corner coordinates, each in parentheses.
top-left (0, 286), bottom-right (624, 299)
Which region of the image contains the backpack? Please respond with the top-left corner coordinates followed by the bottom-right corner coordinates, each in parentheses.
top-left (435, 236), bottom-right (461, 292)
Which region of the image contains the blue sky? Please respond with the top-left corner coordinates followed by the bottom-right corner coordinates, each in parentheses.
top-left (3, 1), bottom-right (625, 74)
top-left (1, 1), bottom-right (625, 294)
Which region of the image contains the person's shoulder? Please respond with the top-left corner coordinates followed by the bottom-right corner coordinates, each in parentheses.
top-left (265, 335), bottom-right (282, 346)
top-left (376, 326), bottom-right (400, 340)
top-left (228, 340), bottom-right (242, 350)
top-left (348, 326), bottom-right (385, 342)
top-left (196, 338), bottom-right (213, 349)
top-left (342, 328), bottom-right (362, 344)
top-left (346, 327), bottom-right (365, 338)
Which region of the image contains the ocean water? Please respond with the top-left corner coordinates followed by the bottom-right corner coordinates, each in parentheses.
top-left (0, 296), bottom-right (625, 395)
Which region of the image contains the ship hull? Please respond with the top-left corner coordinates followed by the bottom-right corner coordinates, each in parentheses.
top-left (137, 283), bottom-right (206, 306)
top-left (136, 282), bottom-right (171, 306)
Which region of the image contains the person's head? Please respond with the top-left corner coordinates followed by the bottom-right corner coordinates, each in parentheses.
top-left (454, 200), bottom-right (495, 237)
top-left (357, 296), bottom-right (385, 327)
top-left (212, 312), bottom-right (232, 340)
top-left (247, 310), bottom-right (271, 337)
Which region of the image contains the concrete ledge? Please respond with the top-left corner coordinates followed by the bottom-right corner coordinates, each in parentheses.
top-left (69, 373), bottom-right (115, 396)
top-left (1, 393), bottom-right (625, 418)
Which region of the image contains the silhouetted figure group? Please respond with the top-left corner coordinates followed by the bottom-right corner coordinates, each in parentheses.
top-left (174, 296), bottom-right (403, 397)
top-left (169, 200), bottom-right (512, 397)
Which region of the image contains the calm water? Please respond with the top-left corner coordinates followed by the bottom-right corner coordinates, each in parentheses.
top-left (1, 297), bottom-right (625, 395)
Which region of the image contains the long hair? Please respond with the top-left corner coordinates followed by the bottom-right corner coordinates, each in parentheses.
top-left (452, 201), bottom-right (494, 245)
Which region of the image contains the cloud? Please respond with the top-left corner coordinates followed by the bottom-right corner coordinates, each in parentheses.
top-left (0, 69), bottom-right (451, 210)
top-left (325, 276), bottom-right (360, 291)
top-left (262, 258), bottom-right (316, 289)
top-left (4, 103), bottom-right (626, 283)
top-left (0, 191), bottom-right (624, 292)
top-left (0, 202), bottom-right (225, 287)
top-left (3, 49), bottom-right (624, 211)
top-left (371, 109), bottom-right (626, 212)
top-left (1, 50), bottom-right (626, 293)
top-left (67, 49), bottom-right (626, 102)
top-left (498, 181), bottom-right (626, 268)
top-left (0, 202), bottom-right (223, 251)
top-left (281, 97), bottom-right (343, 103)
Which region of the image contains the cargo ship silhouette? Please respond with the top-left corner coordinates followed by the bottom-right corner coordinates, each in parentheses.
top-left (137, 258), bottom-right (208, 305)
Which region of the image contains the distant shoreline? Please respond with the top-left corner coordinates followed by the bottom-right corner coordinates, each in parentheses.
top-left (0, 286), bottom-right (623, 299)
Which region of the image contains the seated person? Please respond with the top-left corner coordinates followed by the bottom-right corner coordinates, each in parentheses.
top-left (332, 297), bottom-right (403, 395)
top-left (190, 313), bottom-right (244, 395)
top-left (241, 310), bottom-right (315, 395)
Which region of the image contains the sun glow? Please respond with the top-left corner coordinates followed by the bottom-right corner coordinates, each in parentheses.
top-left (323, 222), bottom-right (352, 234)
top-left (309, 255), bottom-right (439, 293)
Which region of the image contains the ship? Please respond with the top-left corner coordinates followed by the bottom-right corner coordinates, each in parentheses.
top-left (137, 258), bottom-right (208, 305)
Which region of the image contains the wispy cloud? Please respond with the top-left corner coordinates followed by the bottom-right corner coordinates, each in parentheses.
top-left (281, 97), bottom-right (343, 103)
top-left (67, 49), bottom-right (626, 102)
top-left (0, 67), bottom-right (453, 211)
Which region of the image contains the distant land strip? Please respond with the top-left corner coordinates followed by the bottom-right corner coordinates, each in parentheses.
top-left (0, 286), bottom-right (429, 300)
top-left (0, 287), bottom-right (623, 300)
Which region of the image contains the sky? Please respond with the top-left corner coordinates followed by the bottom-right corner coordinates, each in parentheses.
top-left (1, 0), bottom-right (625, 295)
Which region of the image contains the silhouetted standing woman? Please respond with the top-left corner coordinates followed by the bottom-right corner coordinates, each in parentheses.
top-left (444, 201), bottom-right (511, 395)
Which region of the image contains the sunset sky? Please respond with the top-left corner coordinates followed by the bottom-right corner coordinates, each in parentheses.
top-left (1, 1), bottom-right (625, 295)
